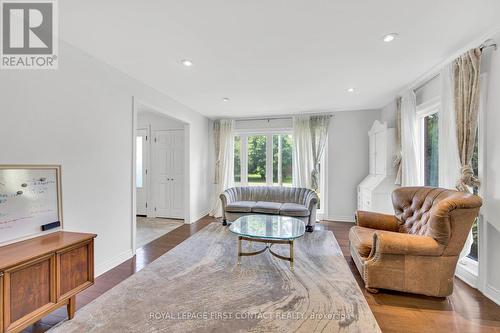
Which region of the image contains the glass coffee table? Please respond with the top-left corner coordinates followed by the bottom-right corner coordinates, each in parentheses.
top-left (229, 215), bottom-right (306, 269)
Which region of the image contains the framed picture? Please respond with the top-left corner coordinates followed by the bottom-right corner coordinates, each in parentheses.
top-left (0, 165), bottom-right (63, 245)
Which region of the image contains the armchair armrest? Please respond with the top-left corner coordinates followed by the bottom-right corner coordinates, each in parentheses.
top-left (355, 211), bottom-right (400, 232)
top-left (371, 231), bottom-right (444, 256)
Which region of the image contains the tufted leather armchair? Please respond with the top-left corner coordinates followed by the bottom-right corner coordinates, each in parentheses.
top-left (349, 187), bottom-right (482, 297)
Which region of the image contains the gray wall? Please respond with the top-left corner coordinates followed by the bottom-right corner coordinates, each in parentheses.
top-left (326, 109), bottom-right (381, 221)
top-left (0, 41), bottom-right (210, 276)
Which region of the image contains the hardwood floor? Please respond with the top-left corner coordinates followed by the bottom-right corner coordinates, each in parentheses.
top-left (24, 217), bottom-right (500, 333)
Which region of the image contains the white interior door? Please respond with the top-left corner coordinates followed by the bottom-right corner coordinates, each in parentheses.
top-left (153, 130), bottom-right (184, 219)
top-left (136, 128), bottom-right (149, 215)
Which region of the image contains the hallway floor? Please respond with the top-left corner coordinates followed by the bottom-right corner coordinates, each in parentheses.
top-left (136, 216), bottom-right (183, 249)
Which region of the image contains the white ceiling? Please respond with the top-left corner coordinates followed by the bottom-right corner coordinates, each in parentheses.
top-left (61, 1), bottom-right (500, 118)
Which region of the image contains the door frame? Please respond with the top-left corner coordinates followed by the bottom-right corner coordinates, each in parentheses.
top-left (131, 97), bottom-right (190, 253)
top-left (136, 127), bottom-right (150, 216)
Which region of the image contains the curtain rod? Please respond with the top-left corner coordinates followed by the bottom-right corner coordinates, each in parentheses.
top-left (233, 114), bottom-right (334, 122)
top-left (400, 38), bottom-right (497, 95)
top-left (480, 39), bottom-right (497, 51)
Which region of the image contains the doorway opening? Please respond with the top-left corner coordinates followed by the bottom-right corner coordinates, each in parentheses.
top-left (132, 99), bottom-right (189, 251)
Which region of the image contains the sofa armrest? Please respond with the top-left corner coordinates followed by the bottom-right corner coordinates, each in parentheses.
top-left (371, 231), bottom-right (444, 256)
top-left (303, 191), bottom-right (319, 211)
top-left (355, 211), bottom-right (400, 232)
top-left (219, 192), bottom-right (233, 209)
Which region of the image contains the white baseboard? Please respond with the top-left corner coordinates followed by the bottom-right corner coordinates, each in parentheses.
top-left (455, 263), bottom-right (478, 289)
top-left (95, 249), bottom-right (134, 277)
top-left (323, 215), bottom-right (355, 223)
top-left (188, 210), bottom-right (209, 224)
top-left (484, 284), bottom-right (500, 306)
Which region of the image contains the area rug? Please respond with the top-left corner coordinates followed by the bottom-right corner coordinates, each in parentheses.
top-left (136, 217), bottom-right (184, 249)
top-left (49, 223), bottom-right (381, 333)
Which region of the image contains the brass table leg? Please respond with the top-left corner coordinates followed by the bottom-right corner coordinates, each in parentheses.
top-left (236, 236), bottom-right (296, 270)
top-left (237, 236), bottom-right (242, 265)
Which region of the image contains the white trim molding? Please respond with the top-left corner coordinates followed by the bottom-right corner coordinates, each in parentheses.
top-left (189, 212), bottom-right (209, 224)
top-left (95, 249), bottom-right (134, 277)
top-left (484, 284), bottom-right (500, 306)
top-left (323, 215), bottom-right (355, 223)
top-left (456, 259), bottom-right (479, 289)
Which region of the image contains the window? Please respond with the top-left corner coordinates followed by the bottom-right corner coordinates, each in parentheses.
top-left (136, 136), bottom-right (143, 188)
top-left (468, 137), bottom-right (479, 261)
top-left (234, 136), bottom-right (241, 183)
top-left (234, 132), bottom-right (293, 186)
top-left (247, 135), bottom-right (267, 185)
top-left (273, 134), bottom-right (293, 186)
top-left (423, 112), bottom-right (439, 186)
top-left (417, 103), bottom-right (439, 187)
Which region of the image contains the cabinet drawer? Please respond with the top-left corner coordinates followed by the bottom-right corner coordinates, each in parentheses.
top-left (56, 240), bottom-right (94, 300)
top-left (2, 254), bottom-right (56, 332)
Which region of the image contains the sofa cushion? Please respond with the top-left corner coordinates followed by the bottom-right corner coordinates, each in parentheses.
top-left (252, 201), bottom-right (282, 214)
top-left (226, 201), bottom-right (256, 213)
top-left (280, 203), bottom-right (310, 217)
top-left (349, 226), bottom-right (375, 258)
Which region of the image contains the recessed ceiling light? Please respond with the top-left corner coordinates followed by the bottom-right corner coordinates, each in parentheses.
top-left (383, 33), bottom-right (399, 43)
top-left (347, 88), bottom-right (355, 93)
top-left (222, 97), bottom-right (230, 102)
top-left (181, 59), bottom-right (193, 67)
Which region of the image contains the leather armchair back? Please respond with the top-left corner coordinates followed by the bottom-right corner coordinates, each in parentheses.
top-left (392, 187), bottom-right (482, 254)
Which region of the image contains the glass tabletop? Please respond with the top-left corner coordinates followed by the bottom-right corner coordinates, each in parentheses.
top-left (229, 215), bottom-right (305, 240)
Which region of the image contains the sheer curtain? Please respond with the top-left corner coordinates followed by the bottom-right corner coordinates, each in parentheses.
top-left (209, 119), bottom-right (234, 218)
top-left (439, 63), bottom-right (461, 189)
top-left (400, 90), bottom-right (421, 186)
top-left (310, 115), bottom-right (330, 191)
top-left (394, 97), bottom-right (403, 185)
top-left (292, 116), bottom-right (313, 188)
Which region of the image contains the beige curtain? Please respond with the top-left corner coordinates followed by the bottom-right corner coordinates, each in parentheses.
top-left (393, 97), bottom-right (403, 185)
top-left (209, 119), bottom-right (234, 217)
top-left (292, 116), bottom-right (314, 189)
top-left (310, 115), bottom-right (330, 191)
top-left (212, 121), bottom-right (221, 184)
top-left (453, 48), bottom-right (482, 192)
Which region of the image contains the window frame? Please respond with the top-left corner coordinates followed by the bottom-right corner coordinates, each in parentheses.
top-left (456, 73), bottom-right (488, 285)
top-left (233, 128), bottom-right (293, 186)
top-left (416, 98), bottom-right (440, 187)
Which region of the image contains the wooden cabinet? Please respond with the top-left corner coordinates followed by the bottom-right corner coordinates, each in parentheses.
top-left (0, 232), bottom-right (96, 333)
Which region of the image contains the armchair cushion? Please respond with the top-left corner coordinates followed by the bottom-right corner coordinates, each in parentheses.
top-left (372, 230), bottom-right (444, 256)
top-left (280, 203), bottom-right (310, 217)
top-left (252, 201), bottom-right (282, 214)
top-left (225, 201), bottom-right (256, 213)
top-left (355, 211), bottom-right (400, 232)
top-left (349, 226), bottom-right (376, 258)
